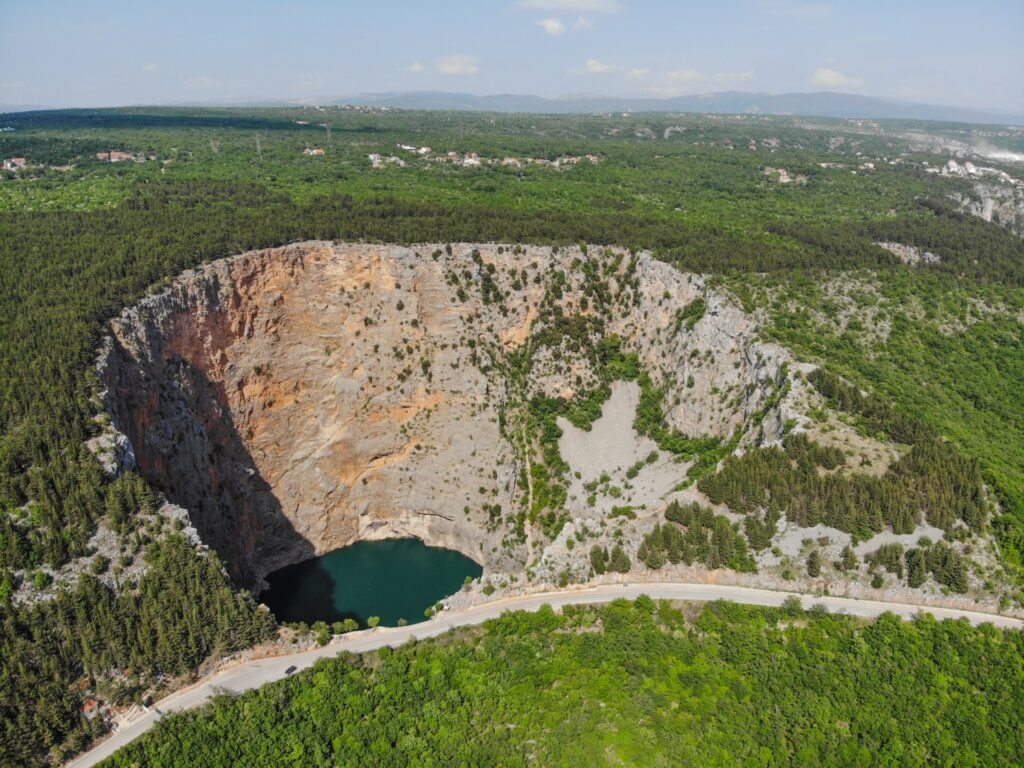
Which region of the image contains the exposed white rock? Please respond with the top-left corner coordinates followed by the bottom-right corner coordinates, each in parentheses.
top-left (875, 241), bottom-right (942, 266)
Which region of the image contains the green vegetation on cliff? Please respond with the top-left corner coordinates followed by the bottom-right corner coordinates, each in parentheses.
top-left (726, 268), bottom-right (1024, 574)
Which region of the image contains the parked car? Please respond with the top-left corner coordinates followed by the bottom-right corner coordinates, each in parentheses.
top-left (285, 665), bottom-right (298, 675)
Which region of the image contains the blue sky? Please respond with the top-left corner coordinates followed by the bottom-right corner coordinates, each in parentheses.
top-left (2, 0), bottom-right (1022, 110)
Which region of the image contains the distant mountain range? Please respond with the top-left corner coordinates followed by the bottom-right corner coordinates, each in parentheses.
top-left (4, 91), bottom-right (1023, 126)
top-left (0, 103), bottom-right (50, 115)
top-left (319, 91), bottom-right (1024, 126)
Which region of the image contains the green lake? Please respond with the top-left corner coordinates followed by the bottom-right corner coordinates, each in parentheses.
top-left (261, 538), bottom-right (482, 627)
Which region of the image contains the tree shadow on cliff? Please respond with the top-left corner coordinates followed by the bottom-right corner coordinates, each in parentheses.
top-left (104, 337), bottom-right (316, 593)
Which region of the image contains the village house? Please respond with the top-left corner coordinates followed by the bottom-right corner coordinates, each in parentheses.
top-left (303, 147), bottom-right (325, 156)
top-left (81, 698), bottom-right (101, 721)
top-left (367, 153), bottom-right (405, 168)
top-left (96, 150), bottom-right (135, 162)
top-left (2, 157), bottom-right (27, 170)
top-left (764, 166), bottom-right (807, 184)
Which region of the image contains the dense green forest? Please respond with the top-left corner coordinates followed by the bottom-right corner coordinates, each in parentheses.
top-left (1, 108), bottom-right (1023, 765)
top-left (99, 599), bottom-right (1024, 767)
top-left (724, 269), bottom-right (1024, 572)
top-left (698, 426), bottom-right (986, 541)
top-left (0, 535), bottom-right (274, 766)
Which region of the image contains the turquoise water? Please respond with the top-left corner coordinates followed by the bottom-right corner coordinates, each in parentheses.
top-left (261, 538), bottom-right (482, 628)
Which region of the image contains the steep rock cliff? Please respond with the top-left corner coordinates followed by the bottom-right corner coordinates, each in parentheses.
top-left (98, 242), bottom-right (801, 587)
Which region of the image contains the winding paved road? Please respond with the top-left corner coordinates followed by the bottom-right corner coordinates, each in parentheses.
top-left (65, 583), bottom-right (1022, 768)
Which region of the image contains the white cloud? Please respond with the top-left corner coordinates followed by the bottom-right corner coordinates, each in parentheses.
top-left (573, 16), bottom-right (593, 29)
top-left (638, 68), bottom-right (754, 95)
top-left (516, 0), bottom-right (621, 12)
top-left (143, 62), bottom-right (157, 74)
top-left (625, 67), bottom-right (651, 78)
top-left (436, 55), bottom-right (479, 76)
top-left (716, 70), bottom-right (754, 84)
top-left (583, 58), bottom-right (615, 74)
top-left (536, 17), bottom-right (566, 35)
top-left (407, 61), bottom-right (427, 74)
top-left (667, 68), bottom-right (700, 82)
top-left (811, 67), bottom-right (863, 88)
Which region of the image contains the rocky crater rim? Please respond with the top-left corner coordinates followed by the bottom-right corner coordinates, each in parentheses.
top-left (93, 240), bottom-right (840, 590)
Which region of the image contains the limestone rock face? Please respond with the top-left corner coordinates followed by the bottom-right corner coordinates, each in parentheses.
top-left (98, 242), bottom-right (798, 587)
top-left (602, 266), bottom-right (793, 442)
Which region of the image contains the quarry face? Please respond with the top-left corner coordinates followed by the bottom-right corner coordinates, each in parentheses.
top-left (97, 241), bottom-right (801, 588)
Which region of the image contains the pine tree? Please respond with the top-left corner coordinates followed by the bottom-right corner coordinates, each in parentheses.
top-left (837, 545), bottom-right (858, 571)
top-left (609, 544), bottom-right (631, 574)
top-left (709, 517), bottom-right (735, 569)
top-left (905, 548), bottom-right (927, 588)
top-left (664, 524), bottom-right (684, 564)
top-left (639, 525), bottom-right (666, 569)
top-left (806, 549), bottom-right (821, 577)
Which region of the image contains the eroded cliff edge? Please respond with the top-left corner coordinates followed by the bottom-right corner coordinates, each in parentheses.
top-left (97, 242), bottom-right (800, 587)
